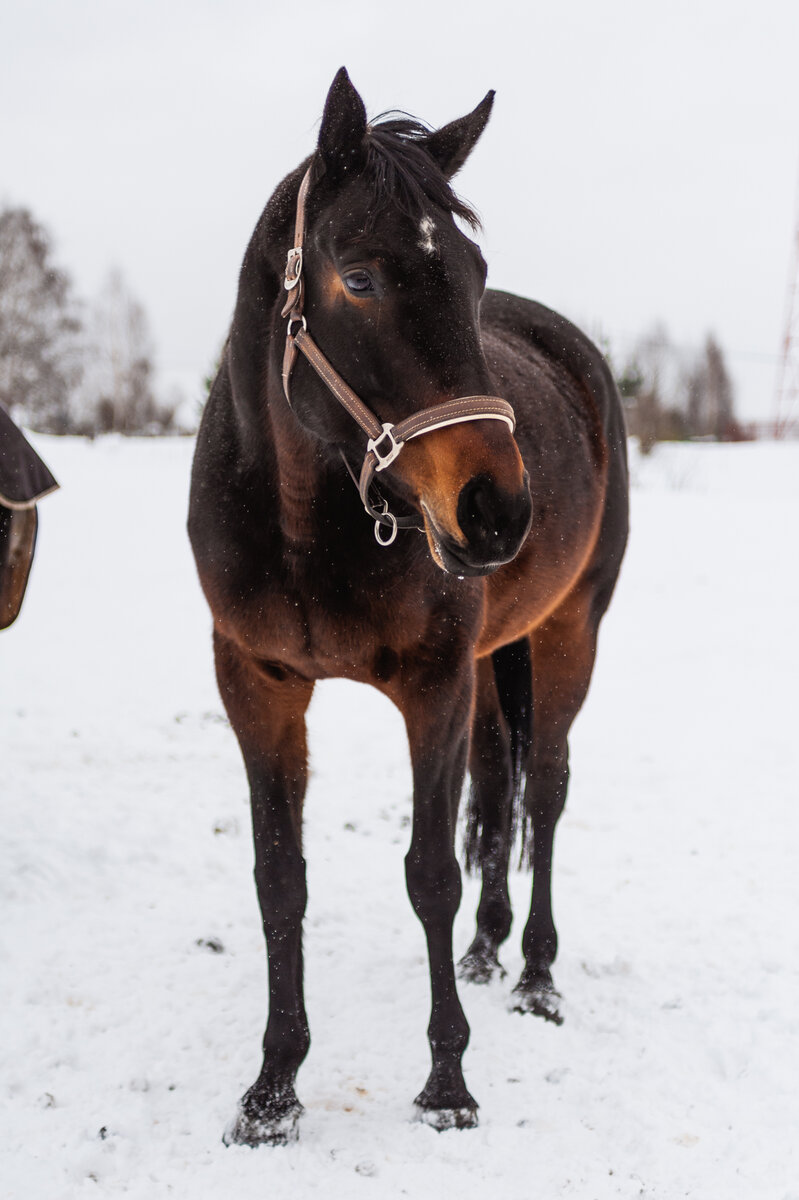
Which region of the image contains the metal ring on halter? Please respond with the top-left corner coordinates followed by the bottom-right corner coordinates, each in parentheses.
top-left (373, 500), bottom-right (398, 547)
top-left (287, 314), bottom-right (307, 339)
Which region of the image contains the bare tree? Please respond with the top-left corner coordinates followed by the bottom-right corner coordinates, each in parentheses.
top-left (87, 268), bottom-right (172, 434)
top-left (620, 323), bottom-right (683, 453)
top-left (617, 324), bottom-right (741, 448)
top-left (0, 207), bottom-right (84, 432)
top-left (683, 334), bottom-right (738, 439)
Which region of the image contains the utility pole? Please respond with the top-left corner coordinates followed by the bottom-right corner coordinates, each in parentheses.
top-left (774, 168), bottom-right (799, 439)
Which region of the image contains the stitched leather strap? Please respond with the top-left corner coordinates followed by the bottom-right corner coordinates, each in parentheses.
top-left (357, 395), bottom-right (515, 515)
top-left (294, 327), bottom-right (383, 440)
top-left (280, 167), bottom-right (312, 322)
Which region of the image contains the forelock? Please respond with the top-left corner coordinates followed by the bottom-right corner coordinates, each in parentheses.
top-left (362, 112), bottom-right (481, 233)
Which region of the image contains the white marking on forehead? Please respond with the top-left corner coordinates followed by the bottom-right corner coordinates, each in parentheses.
top-left (418, 215), bottom-right (436, 256)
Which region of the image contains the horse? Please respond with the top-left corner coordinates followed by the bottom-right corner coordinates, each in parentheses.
top-left (188, 66), bottom-right (628, 1145)
top-left (0, 404), bottom-right (58, 629)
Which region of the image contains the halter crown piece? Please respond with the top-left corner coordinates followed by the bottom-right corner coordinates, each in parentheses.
top-left (280, 166), bottom-right (516, 547)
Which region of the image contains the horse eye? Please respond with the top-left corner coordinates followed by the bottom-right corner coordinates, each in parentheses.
top-left (344, 271), bottom-right (374, 294)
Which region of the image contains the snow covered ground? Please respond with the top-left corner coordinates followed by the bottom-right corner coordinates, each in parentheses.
top-left (1, 436), bottom-right (797, 1199)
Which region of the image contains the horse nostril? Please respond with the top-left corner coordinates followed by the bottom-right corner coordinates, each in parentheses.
top-left (457, 473), bottom-right (532, 561)
top-left (465, 480), bottom-right (495, 533)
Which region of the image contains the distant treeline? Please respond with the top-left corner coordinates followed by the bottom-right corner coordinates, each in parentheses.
top-left (1, 204), bottom-right (742, 447)
top-left (606, 323), bottom-right (744, 453)
top-left (0, 205), bottom-right (178, 436)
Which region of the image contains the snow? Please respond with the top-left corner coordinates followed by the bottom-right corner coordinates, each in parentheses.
top-left (1, 435), bottom-right (797, 1199)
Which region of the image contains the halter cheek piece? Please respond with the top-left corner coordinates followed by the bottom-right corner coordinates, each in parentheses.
top-left (280, 167), bottom-right (516, 547)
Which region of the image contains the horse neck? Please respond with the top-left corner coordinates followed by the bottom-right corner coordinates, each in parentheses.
top-left (231, 157), bottom-right (339, 548)
top-left (267, 365), bottom-right (332, 550)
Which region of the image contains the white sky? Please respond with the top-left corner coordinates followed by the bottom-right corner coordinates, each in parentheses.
top-left (2, 0), bottom-right (798, 420)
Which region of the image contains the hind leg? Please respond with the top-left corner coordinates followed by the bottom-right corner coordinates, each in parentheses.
top-left (458, 656), bottom-right (515, 985)
top-left (512, 597), bottom-right (599, 1023)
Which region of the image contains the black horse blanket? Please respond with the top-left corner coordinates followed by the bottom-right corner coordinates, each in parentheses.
top-left (0, 405), bottom-right (58, 628)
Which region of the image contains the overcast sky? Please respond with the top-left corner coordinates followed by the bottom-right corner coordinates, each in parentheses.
top-left (3, 0), bottom-right (798, 420)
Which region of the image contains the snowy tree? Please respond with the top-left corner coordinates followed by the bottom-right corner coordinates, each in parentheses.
top-left (633, 323), bottom-right (680, 409)
top-left (619, 323), bottom-right (687, 452)
top-left (86, 268), bottom-right (173, 434)
top-left (0, 208), bottom-right (175, 436)
top-left (620, 325), bottom-right (741, 448)
top-left (684, 334), bottom-right (738, 440)
top-left (0, 206), bottom-right (84, 432)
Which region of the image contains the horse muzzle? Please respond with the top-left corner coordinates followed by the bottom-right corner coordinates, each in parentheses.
top-left (422, 471), bottom-right (533, 577)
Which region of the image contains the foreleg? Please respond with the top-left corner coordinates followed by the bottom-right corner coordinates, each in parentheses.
top-left (214, 633), bottom-right (315, 1146)
top-left (396, 656), bottom-right (478, 1129)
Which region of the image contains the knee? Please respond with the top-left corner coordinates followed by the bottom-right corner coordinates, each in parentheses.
top-left (254, 850), bottom-right (307, 926)
top-left (405, 852), bottom-right (462, 924)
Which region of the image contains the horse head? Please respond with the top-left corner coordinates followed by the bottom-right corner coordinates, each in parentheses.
top-left (268, 68), bottom-right (532, 576)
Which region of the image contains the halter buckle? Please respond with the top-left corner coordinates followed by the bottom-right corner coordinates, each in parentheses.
top-left (284, 247), bottom-right (303, 290)
top-left (366, 423), bottom-right (403, 472)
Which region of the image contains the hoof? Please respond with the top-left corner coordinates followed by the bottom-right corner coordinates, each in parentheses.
top-left (511, 970), bottom-right (564, 1025)
top-left (223, 1094), bottom-right (303, 1147)
top-left (457, 946), bottom-right (506, 985)
top-left (414, 1101), bottom-right (479, 1131)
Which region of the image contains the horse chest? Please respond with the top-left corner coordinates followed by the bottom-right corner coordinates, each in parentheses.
top-left (250, 552), bottom-right (439, 682)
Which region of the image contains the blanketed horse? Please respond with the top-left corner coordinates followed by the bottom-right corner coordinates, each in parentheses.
top-left (189, 67), bottom-right (628, 1144)
top-left (0, 404), bottom-right (58, 629)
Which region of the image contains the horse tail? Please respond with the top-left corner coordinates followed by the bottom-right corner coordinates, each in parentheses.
top-left (464, 636), bottom-right (534, 872)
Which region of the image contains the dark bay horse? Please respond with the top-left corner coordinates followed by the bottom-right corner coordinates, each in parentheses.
top-left (189, 67), bottom-right (628, 1144)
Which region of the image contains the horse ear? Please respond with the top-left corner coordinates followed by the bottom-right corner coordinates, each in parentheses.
top-left (425, 91), bottom-right (495, 179)
top-left (317, 67), bottom-right (368, 181)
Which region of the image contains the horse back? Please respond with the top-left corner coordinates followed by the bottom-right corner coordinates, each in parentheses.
top-left (481, 290), bottom-right (625, 448)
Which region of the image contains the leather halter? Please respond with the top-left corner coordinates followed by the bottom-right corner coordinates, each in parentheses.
top-left (280, 166), bottom-right (516, 546)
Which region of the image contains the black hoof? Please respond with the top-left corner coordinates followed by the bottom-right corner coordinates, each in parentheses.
top-left (223, 1089), bottom-right (303, 1147)
top-left (457, 945), bottom-right (506, 985)
top-left (413, 1099), bottom-right (479, 1131)
top-left (413, 1073), bottom-right (478, 1130)
top-left (511, 969), bottom-right (564, 1025)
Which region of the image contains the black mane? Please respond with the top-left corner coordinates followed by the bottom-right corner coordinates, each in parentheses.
top-left (363, 113), bottom-right (480, 231)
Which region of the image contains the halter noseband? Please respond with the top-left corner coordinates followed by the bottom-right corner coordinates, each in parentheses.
top-left (280, 166), bottom-right (516, 547)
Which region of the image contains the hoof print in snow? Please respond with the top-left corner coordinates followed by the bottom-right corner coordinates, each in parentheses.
top-left (457, 946), bottom-right (506, 985)
top-left (413, 1102), bottom-right (478, 1131)
top-left (511, 974), bottom-right (564, 1025)
top-left (223, 1099), bottom-right (302, 1147)
top-left (195, 937), bottom-right (225, 954)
